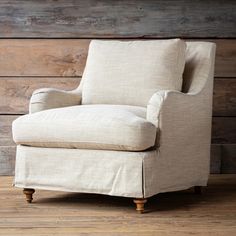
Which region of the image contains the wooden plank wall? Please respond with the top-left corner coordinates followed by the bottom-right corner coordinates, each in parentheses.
top-left (0, 0), bottom-right (235, 175)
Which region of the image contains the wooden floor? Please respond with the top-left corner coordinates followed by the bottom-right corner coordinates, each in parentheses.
top-left (0, 175), bottom-right (236, 236)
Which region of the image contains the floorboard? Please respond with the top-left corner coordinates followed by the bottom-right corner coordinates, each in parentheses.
top-left (0, 175), bottom-right (235, 235)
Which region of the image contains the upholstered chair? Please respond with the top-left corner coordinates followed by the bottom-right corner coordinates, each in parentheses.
top-left (12, 39), bottom-right (216, 213)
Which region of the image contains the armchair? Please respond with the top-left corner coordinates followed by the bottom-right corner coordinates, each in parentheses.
top-left (13, 40), bottom-right (215, 213)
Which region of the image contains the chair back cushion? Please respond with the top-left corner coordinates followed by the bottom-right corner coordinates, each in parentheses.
top-left (82, 39), bottom-right (186, 107)
top-left (182, 42), bottom-right (216, 94)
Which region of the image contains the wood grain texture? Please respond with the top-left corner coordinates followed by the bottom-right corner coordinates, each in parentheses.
top-left (212, 117), bottom-right (236, 144)
top-left (23, 188), bottom-right (35, 203)
top-left (210, 145), bottom-right (221, 174)
top-left (0, 146), bottom-right (15, 175)
top-left (0, 115), bottom-right (15, 174)
top-left (214, 39), bottom-right (236, 77)
top-left (0, 77), bottom-right (234, 115)
top-left (0, 0), bottom-right (235, 38)
top-left (0, 115), bottom-right (19, 146)
top-left (0, 39), bottom-right (235, 77)
top-left (221, 145), bottom-right (236, 173)
top-left (0, 175), bottom-right (236, 235)
top-left (213, 78), bottom-right (236, 116)
top-left (0, 77), bottom-right (79, 114)
top-left (0, 40), bottom-right (89, 77)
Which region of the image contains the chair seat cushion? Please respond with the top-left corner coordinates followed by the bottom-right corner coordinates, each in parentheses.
top-left (13, 105), bottom-right (157, 151)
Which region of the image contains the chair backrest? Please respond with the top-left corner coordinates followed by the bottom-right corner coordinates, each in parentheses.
top-left (79, 40), bottom-right (216, 106)
top-left (182, 42), bottom-right (216, 95)
top-left (81, 39), bottom-right (186, 107)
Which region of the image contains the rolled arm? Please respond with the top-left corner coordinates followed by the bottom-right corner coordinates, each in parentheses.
top-left (29, 88), bottom-right (82, 113)
top-left (147, 88), bottom-right (213, 162)
top-left (145, 89), bottom-right (213, 193)
top-left (147, 90), bottom-right (211, 126)
top-left (147, 89), bottom-right (212, 139)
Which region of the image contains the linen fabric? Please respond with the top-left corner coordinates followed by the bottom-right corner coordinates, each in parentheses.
top-left (82, 39), bottom-right (186, 107)
top-left (13, 41), bottom-right (216, 199)
top-left (14, 145), bottom-right (208, 198)
top-left (13, 105), bottom-right (156, 151)
top-left (30, 88), bottom-right (82, 113)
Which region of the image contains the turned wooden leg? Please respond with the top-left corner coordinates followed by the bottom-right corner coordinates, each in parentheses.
top-left (23, 188), bottom-right (35, 203)
top-left (194, 186), bottom-right (202, 194)
top-left (133, 198), bottom-right (147, 213)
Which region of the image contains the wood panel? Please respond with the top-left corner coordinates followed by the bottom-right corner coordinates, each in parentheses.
top-left (0, 115), bottom-right (19, 146)
top-left (0, 115), bottom-right (16, 175)
top-left (214, 40), bottom-right (236, 77)
top-left (212, 117), bottom-right (236, 144)
top-left (221, 145), bottom-right (236, 173)
top-left (0, 175), bottom-right (236, 235)
top-left (0, 0), bottom-right (235, 38)
top-left (213, 78), bottom-right (236, 116)
top-left (0, 77), bottom-right (79, 114)
top-left (0, 40), bottom-right (89, 77)
top-left (0, 77), bottom-right (234, 115)
top-left (0, 115), bottom-right (15, 175)
top-left (0, 146), bottom-right (15, 175)
top-left (0, 39), bottom-right (235, 77)
top-left (210, 145), bottom-right (221, 174)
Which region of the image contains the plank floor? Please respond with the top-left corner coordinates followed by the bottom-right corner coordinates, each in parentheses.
top-left (0, 175), bottom-right (236, 236)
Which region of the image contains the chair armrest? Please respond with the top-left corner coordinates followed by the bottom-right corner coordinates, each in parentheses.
top-left (147, 90), bottom-right (207, 126)
top-left (147, 88), bottom-right (213, 149)
top-left (29, 88), bottom-right (82, 113)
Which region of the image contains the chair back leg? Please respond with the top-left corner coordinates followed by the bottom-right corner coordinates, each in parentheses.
top-left (23, 188), bottom-right (35, 203)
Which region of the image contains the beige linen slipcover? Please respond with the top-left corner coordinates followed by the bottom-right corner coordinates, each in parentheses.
top-left (13, 105), bottom-right (156, 151)
top-left (82, 39), bottom-right (186, 106)
top-left (13, 40), bottom-right (216, 199)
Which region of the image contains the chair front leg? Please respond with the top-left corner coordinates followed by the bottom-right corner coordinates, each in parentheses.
top-left (133, 198), bottom-right (147, 213)
top-left (23, 188), bottom-right (35, 203)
